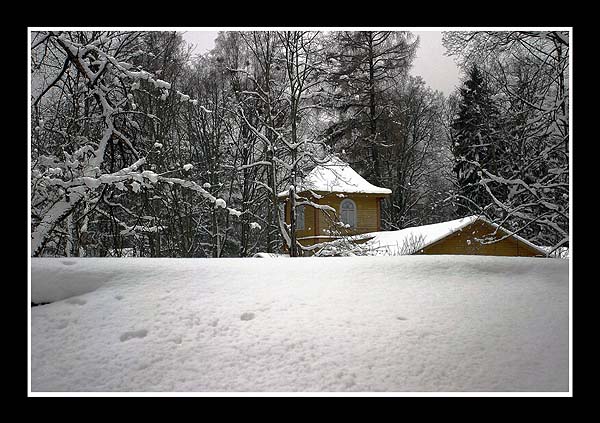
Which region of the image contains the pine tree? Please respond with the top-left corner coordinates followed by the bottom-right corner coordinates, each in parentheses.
top-left (450, 64), bottom-right (503, 216)
top-left (444, 31), bottom-right (569, 253)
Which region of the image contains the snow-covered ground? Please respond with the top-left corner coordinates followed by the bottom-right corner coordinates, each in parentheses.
top-left (30, 256), bottom-right (569, 393)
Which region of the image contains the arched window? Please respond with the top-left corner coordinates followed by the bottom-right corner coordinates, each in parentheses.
top-left (340, 199), bottom-right (356, 228)
top-left (296, 205), bottom-right (305, 230)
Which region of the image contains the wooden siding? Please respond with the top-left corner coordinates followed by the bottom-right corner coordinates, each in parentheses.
top-left (319, 194), bottom-right (381, 235)
top-left (284, 191), bottom-right (387, 247)
top-left (420, 220), bottom-right (544, 257)
top-left (283, 200), bottom-right (543, 257)
top-left (285, 201), bottom-right (318, 240)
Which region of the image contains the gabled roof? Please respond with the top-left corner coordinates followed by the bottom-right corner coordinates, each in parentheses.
top-left (277, 156), bottom-right (392, 197)
top-left (361, 215), bottom-right (548, 256)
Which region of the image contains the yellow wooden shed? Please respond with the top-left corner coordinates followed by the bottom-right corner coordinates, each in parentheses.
top-left (278, 157), bottom-right (391, 250)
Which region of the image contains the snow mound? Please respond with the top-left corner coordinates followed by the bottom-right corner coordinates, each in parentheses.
top-left (30, 256), bottom-right (569, 392)
top-left (31, 258), bottom-right (133, 303)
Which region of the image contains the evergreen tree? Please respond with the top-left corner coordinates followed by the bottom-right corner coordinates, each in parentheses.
top-left (444, 31), bottom-right (569, 253)
top-left (450, 64), bottom-right (503, 216)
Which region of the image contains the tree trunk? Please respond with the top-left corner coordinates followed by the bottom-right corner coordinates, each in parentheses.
top-left (367, 33), bottom-right (381, 186)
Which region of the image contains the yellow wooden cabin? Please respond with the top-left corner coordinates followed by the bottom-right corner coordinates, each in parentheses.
top-left (278, 157), bottom-right (391, 251)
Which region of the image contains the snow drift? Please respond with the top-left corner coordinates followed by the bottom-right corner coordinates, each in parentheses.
top-left (30, 256), bottom-right (569, 392)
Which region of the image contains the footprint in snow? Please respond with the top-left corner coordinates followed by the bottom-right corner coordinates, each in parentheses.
top-left (396, 316), bottom-right (408, 321)
top-left (56, 320), bottom-right (69, 329)
top-left (120, 329), bottom-right (148, 342)
top-left (61, 260), bottom-right (76, 266)
top-left (240, 312), bottom-right (255, 321)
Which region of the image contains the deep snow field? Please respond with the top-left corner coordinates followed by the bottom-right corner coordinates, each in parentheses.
top-left (30, 256), bottom-right (569, 393)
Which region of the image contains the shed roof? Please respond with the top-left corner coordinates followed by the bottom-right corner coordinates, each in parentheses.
top-left (360, 215), bottom-right (548, 256)
top-left (277, 156), bottom-right (392, 198)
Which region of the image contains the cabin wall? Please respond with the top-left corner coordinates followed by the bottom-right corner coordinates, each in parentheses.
top-left (285, 193), bottom-right (383, 242)
top-left (317, 194), bottom-right (381, 236)
top-left (284, 199), bottom-right (317, 240)
top-left (421, 221), bottom-right (542, 257)
top-left (284, 193), bottom-right (383, 257)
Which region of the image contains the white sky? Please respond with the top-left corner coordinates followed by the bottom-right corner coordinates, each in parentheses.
top-left (180, 30), bottom-right (463, 96)
top-left (411, 31), bottom-right (463, 96)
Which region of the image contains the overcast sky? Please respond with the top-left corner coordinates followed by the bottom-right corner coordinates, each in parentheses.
top-left (411, 31), bottom-right (463, 96)
top-left (180, 30), bottom-right (463, 96)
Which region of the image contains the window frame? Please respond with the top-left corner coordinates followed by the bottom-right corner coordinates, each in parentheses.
top-left (339, 198), bottom-right (357, 228)
top-left (296, 204), bottom-right (305, 230)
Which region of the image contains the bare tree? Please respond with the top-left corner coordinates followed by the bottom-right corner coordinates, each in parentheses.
top-left (379, 76), bottom-right (453, 229)
top-left (323, 31), bottom-right (419, 185)
top-left (30, 31), bottom-right (239, 257)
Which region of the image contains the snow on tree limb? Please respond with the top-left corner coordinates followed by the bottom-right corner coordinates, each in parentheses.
top-left (31, 31), bottom-right (209, 256)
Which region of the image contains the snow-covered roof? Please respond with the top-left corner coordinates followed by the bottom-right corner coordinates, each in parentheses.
top-left (362, 216), bottom-right (478, 253)
top-left (361, 215), bottom-right (548, 256)
top-left (278, 156), bottom-right (392, 197)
